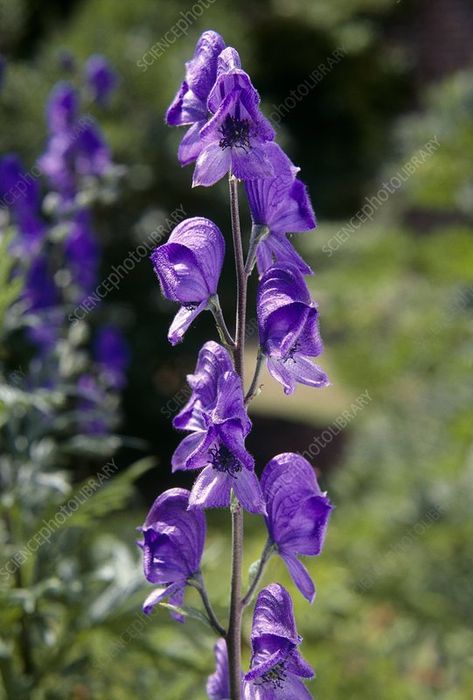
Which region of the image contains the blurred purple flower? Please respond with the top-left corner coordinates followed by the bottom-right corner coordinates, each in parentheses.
top-left (45, 82), bottom-right (79, 134)
top-left (243, 584), bottom-right (314, 699)
top-left (192, 48), bottom-right (275, 187)
top-left (172, 345), bottom-right (265, 514)
top-left (138, 488), bottom-right (206, 620)
top-left (257, 265), bottom-right (329, 395)
top-left (245, 143), bottom-right (316, 275)
top-left (166, 30), bottom-right (225, 167)
top-left (24, 255), bottom-right (61, 351)
top-left (64, 209), bottom-right (100, 295)
top-left (207, 639), bottom-right (235, 699)
top-left (151, 217), bottom-right (225, 345)
top-left (0, 155), bottom-right (46, 253)
top-left (85, 54), bottom-right (118, 105)
top-left (261, 453), bottom-right (332, 602)
top-left (76, 374), bottom-right (108, 435)
top-left (93, 325), bottom-right (130, 390)
top-left (39, 81), bottom-right (111, 199)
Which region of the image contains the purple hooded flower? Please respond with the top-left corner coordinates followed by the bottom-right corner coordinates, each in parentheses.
top-left (85, 54), bottom-right (118, 105)
top-left (64, 209), bottom-right (100, 296)
top-left (243, 584), bottom-right (314, 699)
top-left (245, 143), bottom-right (316, 276)
top-left (192, 48), bottom-right (275, 187)
top-left (207, 639), bottom-right (233, 700)
top-left (257, 265), bottom-right (329, 395)
top-left (174, 340), bottom-right (233, 431)
top-left (172, 343), bottom-right (265, 514)
top-left (261, 453), bottom-right (332, 603)
top-left (138, 488), bottom-right (206, 620)
top-left (93, 325), bottom-right (130, 390)
top-left (166, 30), bottom-right (225, 167)
top-left (0, 155), bottom-right (46, 253)
top-left (151, 217), bottom-right (225, 345)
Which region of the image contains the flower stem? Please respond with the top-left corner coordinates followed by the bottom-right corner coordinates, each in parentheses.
top-left (245, 347), bottom-right (264, 405)
top-left (191, 573), bottom-right (226, 637)
top-left (227, 174), bottom-right (247, 700)
top-left (208, 294), bottom-right (236, 350)
top-left (241, 539), bottom-right (274, 607)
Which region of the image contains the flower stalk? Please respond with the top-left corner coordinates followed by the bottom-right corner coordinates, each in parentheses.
top-left (227, 174), bottom-right (247, 700)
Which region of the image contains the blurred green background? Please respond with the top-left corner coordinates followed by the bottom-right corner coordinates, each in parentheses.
top-left (1, 0), bottom-right (473, 697)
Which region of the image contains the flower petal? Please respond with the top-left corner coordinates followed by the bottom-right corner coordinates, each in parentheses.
top-left (188, 465), bottom-right (232, 510)
top-left (284, 354), bottom-right (329, 389)
top-left (233, 467), bottom-right (266, 515)
top-left (281, 552), bottom-right (316, 603)
top-left (167, 300), bottom-right (208, 345)
top-left (178, 120), bottom-right (205, 165)
top-left (142, 581), bottom-right (183, 615)
top-left (207, 639), bottom-right (232, 700)
top-left (192, 142), bottom-right (231, 187)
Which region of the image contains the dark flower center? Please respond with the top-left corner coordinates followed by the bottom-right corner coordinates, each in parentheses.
top-left (256, 661), bottom-right (287, 689)
top-left (209, 444), bottom-right (242, 478)
top-left (284, 340), bottom-right (301, 363)
top-left (183, 302), bottom-right (198, 311)
top-left (218, 115), bottom-right (251, 152)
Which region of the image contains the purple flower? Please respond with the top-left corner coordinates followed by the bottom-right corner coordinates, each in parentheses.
top-left (151, 217), bottom-right (225, 345)
top-left (138, 488), bottom-right (206, 620)
top-left (0, 155), bottom-right (46, 253)
top-left (39, 80), bottom-right (111, 199)
top-left (172, 344), bottom-right (265, 514)
top-left (207, 639), bottom-right (233, 700)
top-left (166, 30), bottom-right (225, 167)
top-left (64, 209), bottom-right (100, 296)
top-left (85, 54), bottom-right (118, 105)
top-left (243, 584), bottom-right (314, 699)
top-left (192, 48), bottom-right (275, 187)
top-left (24, 255), bottom-right (61, 351)
top-left (245, 143), bottom-right (316, 276)
top-left (93, 325), bottom-right (130, 390)
top-left (257, 265), bottom-right (329, 395)
top-left (174, 340), bottom-right (233, 431)
top-left (261, 453), bottom-right (332, 602)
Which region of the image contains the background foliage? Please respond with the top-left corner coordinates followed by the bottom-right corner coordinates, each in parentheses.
top-left (1, 0), bottom-right (472, 698)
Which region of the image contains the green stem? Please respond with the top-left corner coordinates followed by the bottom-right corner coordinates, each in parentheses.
top-left (227, 174), bottom-right (247, 700)
top-left (191, 574), bottom-right (226, 637)
top-left (208, 294), bottom-right (236, 350)
top-left (242, 539), bottom-right (274, 607)
top-left (245, 347), bottom-right (264, 405)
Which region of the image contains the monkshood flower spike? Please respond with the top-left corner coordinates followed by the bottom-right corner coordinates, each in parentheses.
top-left (151, 217), bottom-right (226, 345)
top-left (245, 142), bottom-right (316, 276)
top-left (261, 453), bottom-right (333, 602)
top-left (145, 29), bottom-right (332, 700)
top-left (257, 265), bottom-right (329, 395)
top-left (243, 584), bottom-right (314, 699)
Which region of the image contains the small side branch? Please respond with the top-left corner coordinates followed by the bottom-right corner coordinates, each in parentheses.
top-left (191, 573), bottom-right (227, 637)
top-left (245, 347), bottom-right (264, 405)
top-left (209, 295), bottom-right (236, 350)
top-left (241, 539), bottom-right (274, 607)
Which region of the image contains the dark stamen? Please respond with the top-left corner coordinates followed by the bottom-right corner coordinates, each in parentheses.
top-left (218, 115), bottom-right (251, 152)
top-left (255, 661), bottom-right (287, 689)
top-left (209, 444), bottom-right (242, 478)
